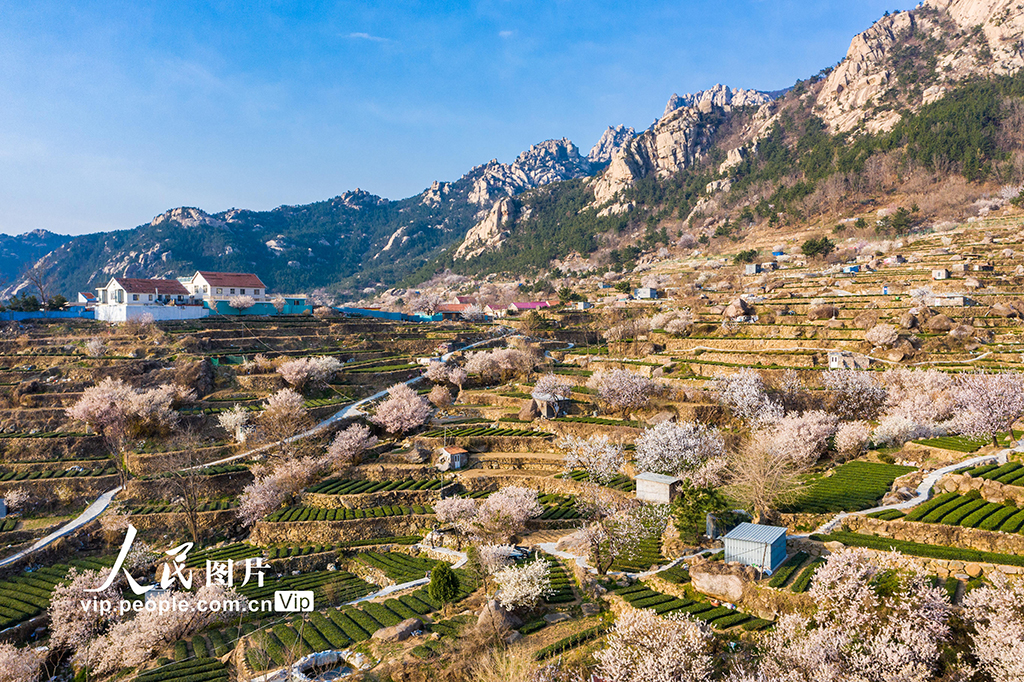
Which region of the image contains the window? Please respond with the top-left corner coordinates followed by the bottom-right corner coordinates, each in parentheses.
top-left (203, 286), bottom-right (208, 293)
top-left (254, 289), bottom-right (260, 295)
top-left (133, 294), bottom-right (139, 301)
top-left (230, 288), bottom-right (235, 294)
top-left (216, 288), bottom-right (222, 295)
top-left (240, 288), bottom-right (245, 294)
top-left (148, 294), bottom-right (153, 301)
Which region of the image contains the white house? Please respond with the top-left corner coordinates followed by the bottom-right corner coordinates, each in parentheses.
top-left (95, 277), bottom-right (206, 322)
top-left (188, 271), bottom-right (267, 303)
top-left (635, 472), bottom-right (682, 504)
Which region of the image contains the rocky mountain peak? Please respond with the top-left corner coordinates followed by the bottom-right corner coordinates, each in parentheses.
top-left (465, 138), bottom-right (592, 206)
top-left (588, 125), bottom-right (637, 164)
top-left (149, 207), bottom-right (224, 229)
top-left (663, 84), bottom-right (774, 118)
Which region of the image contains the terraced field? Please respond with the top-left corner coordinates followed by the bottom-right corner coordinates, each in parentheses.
top-left (306, 477), bottom-right (446, 495)
top-left (960, 462), bottom-right (1024, 487)
top-left (903, 492), bottom-right (1024, 533)
top-left (0, 556), bottom-right (113, 630)
top-left (783, 461), bottom-right (915, 514)
top-left (264, 504), bottom-right (433, 522)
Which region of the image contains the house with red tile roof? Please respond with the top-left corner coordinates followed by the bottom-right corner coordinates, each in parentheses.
top-left (188, 271), bottom-right (268, 303)
top-left (95, 277), bottom-right (206, 322)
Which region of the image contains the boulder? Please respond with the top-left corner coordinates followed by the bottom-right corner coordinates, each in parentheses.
top-left (899, 311), bottom-right (918, 329)
top-left (690, 570), bottom-right (746, 604)
top-left (372, 617), bottom-right (423, 642)
top-left (991, 302), bottom-right (1018, 318)
top-left (723, 297), bottom-right (752, 318)
top-left (477, 600), bottom-right (523, 632)
top-left (544, 612), bottom-right (572, 624)
top-left (808, 304), bottom-right (838, 321)
top-left (925, 314), bottom-right (954, 332)
top-left (965, 277), bottom-right (982, 289)
top-left (949, 325), bottom-right (975, 341)
top-left (853, 311), bottom-right (878, 329)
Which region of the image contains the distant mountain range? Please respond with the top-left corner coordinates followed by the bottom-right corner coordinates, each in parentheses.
top-left (10, 0), bottom-right (1024, 301)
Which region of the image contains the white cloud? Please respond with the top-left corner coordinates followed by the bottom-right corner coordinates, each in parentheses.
top-left (346, 32), bottom-right (390, 43)
top-left (498, 30), bottom-right (514, 38)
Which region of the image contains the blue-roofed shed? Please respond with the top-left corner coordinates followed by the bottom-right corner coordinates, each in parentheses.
top-left (722, 523), bottom-right (787, 573)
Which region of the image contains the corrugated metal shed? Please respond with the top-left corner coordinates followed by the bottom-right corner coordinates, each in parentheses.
top-left (723, 523), bottom-right (787, 573)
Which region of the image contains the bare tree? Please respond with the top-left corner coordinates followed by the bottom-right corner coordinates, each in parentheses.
top-left (160, 431), bottom-right (213, 545)
top-left (727, 433), bottom-right (807, 523)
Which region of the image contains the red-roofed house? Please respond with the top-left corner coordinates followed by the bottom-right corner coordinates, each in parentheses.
top-left (189, 271), bottom-right (267, 303)
top-left (95, 277), bottom-right (205, 322)
top-left (508, 301), bottom-right (552, 313)
top-left (435, 303), bottom-right (469, 320)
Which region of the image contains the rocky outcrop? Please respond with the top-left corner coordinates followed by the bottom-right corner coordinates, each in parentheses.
top-left (663, 84), bottom-right (773, 117)
top-left (373, 617), bottom-right (423, 642)
top-left (817, 0), bottom-right (1024, 133)
top-left (588, 125), bottom-right (636, 164)
top-left (592, 106), bottom-right (718, 204)
top-left (454, 197), bottom-right (516, 260)
top-left (465, 138), bottom-right (592, 206)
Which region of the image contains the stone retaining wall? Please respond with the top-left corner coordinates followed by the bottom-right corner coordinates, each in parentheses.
top-left (414, 435), bottom-right (554, 453)
top-left (844, 515), bottom-right (1024, 557)
top-left (0, 435), bottom-right (105, 462)
top-left (0, 474), bottom-right (119, 505)
top-left (300, 483), bottom-right (457, 510)
top-left (126, 509), bottom-right (240, 535)
top-left (124, 470), bottom-right (254, 501)
top-left (938, 472), bottom-right (1024, 506)
top-left (250, 515), bottom-right (435, 546)
top-left (126, 445), bottom-right (236, 476)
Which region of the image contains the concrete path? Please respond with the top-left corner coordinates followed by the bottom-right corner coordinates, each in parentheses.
top-left (0, 486), bottom-right (122, 567)
top-left (343, 543), bottom-right (468, 606)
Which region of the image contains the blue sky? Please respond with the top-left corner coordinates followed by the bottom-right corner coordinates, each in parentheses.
top-left (0, 1), bottom-right (915, 236)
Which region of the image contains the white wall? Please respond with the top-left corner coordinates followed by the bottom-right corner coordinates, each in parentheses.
top-left (95, 305), bottom-right (209, 323)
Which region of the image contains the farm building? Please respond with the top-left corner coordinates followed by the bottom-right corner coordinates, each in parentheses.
top-left (932, 268), bottom-right (950, 280)
top-left (828, 350), bottom-right (870, 370)
top-left (633, 287), bottom-right (659, 300)
top-left (436, 447), bottom-right (468, 471)
top-left (530, 390), bottom-right (570, 418)
top-left (841, 265), bottom-right (860, 274)
top-left (744, 264), bottom-right (761, 275)
top-left (723, 523), bottom-right (787, 573)
top-left (635, 472), bottom-right (682, 504)
top-left (933, 295), bottom-right (975, 307)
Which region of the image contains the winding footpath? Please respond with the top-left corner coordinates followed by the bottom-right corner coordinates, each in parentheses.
top-left (0, 486), bottom-right (122, 567)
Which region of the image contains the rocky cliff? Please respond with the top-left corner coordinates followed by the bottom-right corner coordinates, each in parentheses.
top-left (817, 0), bottom-right (1024, 133)
top-left (588, 125), bottom-right (637, 164)
top-left (463, 138), bottom-right (593, 206)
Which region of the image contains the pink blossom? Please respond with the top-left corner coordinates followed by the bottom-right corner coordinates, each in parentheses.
top-left (634, 421), bottom-right (726, 484)
top-left (425, 360), bottom-right (451, 383)
top-left (0, 641), bottom-right (45, 682)
top-left (534, 373), bottom-right (574, 401)
top-left (834, 420), bottom-right (871, 458)
top-left (263, 387), bottom-right (307, 423)
top-left (951, 371), bottom-right (1024, 445)
top-left (962, 574), bottom-right (1024, 682)
top-left (229, 294), bottom-right (255, 310)
top-left (823, 369), bottom-right (887, 420)
top-left (711, 369), bottom-right (781, 425)
top-left (769, 410), bottom-right (838, 467)
top-left (48, 567), bottom-right (123, 651)
top-left (586, 369), bottom-right (657, 413)
top-left (557, 434), bottom-right (625, 484)
top-left (324, 423), bottom-right (378, 468)
top-left (428, 384), bottom-right (453, 409)
top-left (595, 608), bottom-right (714, 682)
top-left (277, 356), bottom-right (342, 390)
top-left (371, 382), bottom-right (432, 434)
top-left (435, 497), bottom-right (479, 534)
top-left (475, 486), bottom-right (543, 542)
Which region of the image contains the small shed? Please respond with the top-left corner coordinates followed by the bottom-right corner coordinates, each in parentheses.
top-left (932, 268), bottom-right (950, 280)
top-left (633, 287), bottom-right (659, 300)
top-left (531, 391), bottom-right (570, 418)
top-left (828, 350), bottom-right (870, 370)
top-left (842, 265), bottom-right (860, 274)
top-left (635, 472), bottom-right (682, 504)
top-left (723, 523), bottom-right (787, 573)
top-left (437, 446), bottom-right (469, 471)
top-left (744, 263), bottom-right (761, 275)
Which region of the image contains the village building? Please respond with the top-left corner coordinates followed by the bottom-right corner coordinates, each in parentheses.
top-left (932, 268), bottom-right (950, 280)
top-left (828, 350), bottom-right (871, 370)
top-left (633, 287), bottom-right (659, 300)
top-left (436, 446), bottom-right (469, 471)
top-left (635, 472), bottom-right (682, 504)
top-left (530, 389), bottom-right (570, 418)
top-left (94, 277), bottom-right (204, 322)
top-left (723, 523), bottom-right (788, 573)
top-left (188, 271), bottom-right (267, 303)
